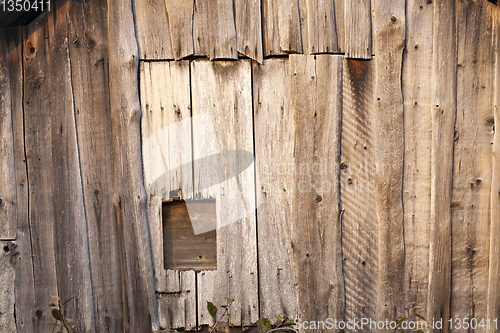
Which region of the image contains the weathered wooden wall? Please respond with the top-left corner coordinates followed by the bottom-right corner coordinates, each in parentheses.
top-left (0, 0), bottom-right (500, 332)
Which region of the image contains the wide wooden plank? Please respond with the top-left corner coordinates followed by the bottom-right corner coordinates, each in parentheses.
top-left (426, 0), bottom-right (457, 329)
top-left (372, 0), bottom-right (405, 321)
top-left (191, 59), bottom-right (258, 326)
top-left (165, 0), bottom-right (194, 60)
top-left (157, 271), bottom-right (196, 330)
top-left (0, 241), bottom-right (15, 332)
top-left (262, 0), bottom-right (303, 55)
top-left (235, 0), bottom-right (263, 63)
top-left (107, 0), bottom-right (158, 330)
top-left (402, 0), bottom-right (433, 310)
top-left (341, 59), bottom-right (377, 326)
top-left (253, 59), bottom-right (297, 318)
top-left (0, 30), bottom-right (17, 241)
top-left (289, 54), bottom-right (344, 322)
top-left (134, 0), bottom-right (174, 59)
top-left (345, 0), bottom-right (372, 59)
top-left (451, 0), bottom-right (495, 325)
top-left (66, 0), bottom-right (125, 330)
top-left (193, 0), bottom-right (238, 60)
top-left (298, 0), bottom-right (338, 54)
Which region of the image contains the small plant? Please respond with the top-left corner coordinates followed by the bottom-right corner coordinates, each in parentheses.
top-left (391, 306), bottom-right (431, 333)
top-left (255, 313), bottom-right (297, 333)
top-left (207, 297), bottom-right (235, 333)
top-left (48, 296), bottom-right (76, 333)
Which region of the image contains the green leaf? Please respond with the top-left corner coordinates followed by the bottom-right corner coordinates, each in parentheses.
top-left (416, 330), bottom-right (424, 333)
top-left (321, 330), bottom-right (328, 333)
top-left (262, 317), bottom-right (272, 328)
top-left (52, 309), bottom-right (63, 321)
top-left (50, 295), bottom-right (60, 301)
top-left (256, 319), bottom-right (269, 333)
top-left (275, 314), bottom-right (283, 326)
top-left (62, 297), bottom-right (75, 306)
top-left (396, 317), bottom-right (408, 325)
top-left (64, 317), bottom-right (76, 330)
top-left (414, 313), bottom-right (425, 321)
top-left (227, 313), bottom-right (234, 326)
top-left (49, 302), bottom-right (56, 307)
top-left (207, 301), bottom-right (217, 319)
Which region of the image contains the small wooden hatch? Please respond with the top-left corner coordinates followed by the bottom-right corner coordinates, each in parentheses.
top-left (162, 200), bottom-right (217, 270)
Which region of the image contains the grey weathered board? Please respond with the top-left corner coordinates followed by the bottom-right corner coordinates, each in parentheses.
top-left (262, 0), bottom-right (303, 55)
top-left (165, 0), bottom-right (195, 60)
top-left (191, 59), bottom-right (259, 327)
top-left (345, 0), bottom-right (372, 59)
top-left (298, 0), bottom-right (339, 54)
top-left (235, 0), bottom-right (264, 63)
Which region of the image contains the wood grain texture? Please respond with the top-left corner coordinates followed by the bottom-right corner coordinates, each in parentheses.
top-left (107, 0), bottom-right (158, 330)
top-left (0, 241), bottom-right (15, 332)
top-left (372, 0), bottom-right (405, 321)
top-left (298, 0), bottom-right (338, 54)
top-left (345, 0), bottom-right (372, 59)
top-left (165, 0), bottom-right (195, 60)
top-left (262, 0), bottom-right (303, 55)
top-left (252, 59), bottom-right (297, 318)
top-left (335, 0), bottom-right (345, 53)
top-left (341, 59), bottom-right (377, 326)
top-left (134, 0), bottom-right (174, 59)
top-left (426, 0), bottom-right (456, 329)
top-left (290, 54), bottom-right (344, 323)
top-left (235, 0), bottom-right (264, 63)
top-left (191, 59), bottom-right (258, 326)
top-left (451, 0), bottom-right (495, 325)
top-left (0, 29), bottom-right (17, 241)
top-left (402, 0), bottom-right (433, 311)
top-left (158, 271), bottom-right (196, 330)
top-left (66, 0), bottom-right (124, 330)
top-left (193, 0), bottom-right (238, 60)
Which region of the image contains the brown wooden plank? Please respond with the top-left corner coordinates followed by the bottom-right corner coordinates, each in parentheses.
top-left (165, 0), bottom-right (195, 60)
top-left (0, 29), bottom-right (17, 241)
top-left (0, 241), bottom-right (15, 332)
top-left (372, 0), bottom-right (405, 321)
top-left (335, 0), bottom-right (345, 53)
top-left (191, 59), bottom-right (258, 326)
top-left (426, 0), bottom-right (457, 329)
top-left (451, 0), bottom-right (496, 325)
top-left (252, 58), bottom-right (297, 318)
top-left (345, 0), bottom-right (372, 59)
top-left (66, 0), bottom-right (125, 330)
top-left (402, 0), bottom-right (433, 311)
top-left (193, 0), bottom-right (238, 60)
top-left (289, 54), bottom-right (344, 322)
top-left (298, 0), bottom-right (338, 54)
top-left (134, 0), bottom-right (174, 59)
top-left (262, 0), bottom-right (303, 56)
top-left (107, 0), bottom-right (158, 330)
top-left (158, 271), bottom-right (197, 330)
top-left (341, 59), bottom-right (377, 326)
top-left (235, 0), bottom-right (263, 63)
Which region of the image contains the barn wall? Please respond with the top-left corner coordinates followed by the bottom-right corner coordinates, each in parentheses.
top-left (0, 0), bottom-right (499, 332)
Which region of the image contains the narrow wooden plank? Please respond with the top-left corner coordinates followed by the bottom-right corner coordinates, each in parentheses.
top-left (289, 54), bottom-right (344, 322)
top-left (0, 29), bottom-right (17, 241)
top-left (372, 0), bottom-right (405, 321)
top-left (193, 0), bottom-right (238, 60)
top-left (426, 0), bottom-right (457, 329)
top-left (335, 0), bottom-right (345, 53)
top-left (253, 59), bottom-right (297, 318)
top-left (165, 0), bottom-right (194, 60)
top-left (262, 0), bottom-right (303, 56)
top-left (107, 0), bottom-right (158, 330)
top-left (134, 0), bottom-right (174, 59)
top-left (191, 59), bottom-right (258, 326)
top-left (0, 241), bottom-right (15, 332)
top-left (298, 0), bottom-right (338, 54)
top-left (402, 0), bottom-right (433, 310)
top-left (158, 271), bottom-right (196, 330)
top-left (487, 10), bottom-right (500, 330)
top-left (345, 0), bottom-right (372, 59)
top-left (451, 0), bottom-right (495, 325)
top-left (235, 0), bottom-right (264, 63)
top-left (66, 0), bottom-right (125, 330)
top-left (341, 59), bottom-right (377, 325)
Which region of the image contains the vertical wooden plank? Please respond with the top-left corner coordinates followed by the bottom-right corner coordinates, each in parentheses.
top-left (0, 30), bottom-right (17, 241)
top-left (341, 59), bottom-right (377, 326)
top-left (0, 240), bottom-right (15, 332)
top-left (165, 0), bottom-right (195, 60)
top-left (426, 0), bottom-right (456, 329)
top-left (262, 0), bottom-right (303, 56)
top-left (298, 0), bottom-right (338, 54)
top-left (335, 0), bottom-right (345, 53)
top-left (372, 0), bottom-right (405, 321)
top-left (193, 0), bottom-right (238, 60)
top-left (451, 0), bottom-right (495, 325)
top-left (66, 0), bottom-right (125, 330)
top-left (235, 0), bottom-right (264, 63)
top-left (253, 59), bottom-right (297, 318)
top-left (108, 0), bottom-right (158, 330)
top-left (345, 0), bottom-right (372, 59)
top-left (134, 0), bottom-right (174, 59)
top-left (487, 10), bottom-right (500, 330)
top-left (140, 60), bottom-right (196, 330)
top-left (191, 59), bottom-right (258, 327)
top-left (402, 0), bottom-right (433, 310)
top-left (289, 54), bottom-right (344, 322)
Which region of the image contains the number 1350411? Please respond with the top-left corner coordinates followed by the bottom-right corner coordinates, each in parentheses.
top-left (1, 0), bottom-right (50, 12)
top-left (449, 318), bottom-right (498, 330)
